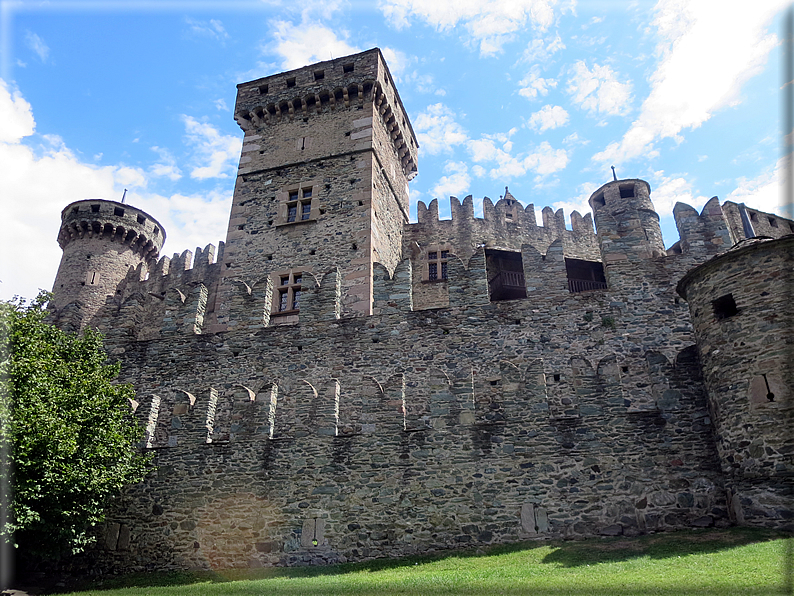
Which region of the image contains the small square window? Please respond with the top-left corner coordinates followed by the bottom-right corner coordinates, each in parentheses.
top-left (289, 190), bottom-right (299, 201)
top-left (114, 207), bottom-right (125, 217)
top-left (91, 204), bottom-right (100, 213)
top-left (440, 250), bottom-right (449, 259)
top-left (314, 70), bottom-right (324, 81)
top-left (258, 84), bottom-right (269, 95)
top-left (71, 206), bottom-right (79, 214)
top-left (769, 217), bottom-right (778, 228)
top-left (302, 188), bottom-right (312, 198)
top-left (428, 252), bottom-right (437, 260)
top-left (712, 294), bottom-right (739, 320)
top-left (137, 214), bottom-right (146, 224)
top-left (343, 63), bottom-right (354, 73)
top-left (286, 77), bottom-right (296, 88)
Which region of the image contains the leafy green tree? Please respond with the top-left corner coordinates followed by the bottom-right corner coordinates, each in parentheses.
top-left (0, 292), bottom-right (151, 560)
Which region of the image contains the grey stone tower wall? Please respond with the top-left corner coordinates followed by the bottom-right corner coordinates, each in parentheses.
top-left (215, 48), bottom-right (416, 323)
top-left (51, 199), bottom-right (165, 331)
top-left (677, 236), bottom-right (794, 527)
top-left (589, 179), bottom-right (665, 268)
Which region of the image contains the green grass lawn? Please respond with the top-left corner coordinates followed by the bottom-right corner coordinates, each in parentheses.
top-left (65, 527), bottom-right (792, 596)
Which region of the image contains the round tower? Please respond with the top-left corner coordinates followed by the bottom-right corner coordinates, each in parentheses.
top-left (677, 236), bottom-right (793, 527)
top-left (51, 199), bottom-right (166, 329)
top-left (588, 178), bottom-right (665, 261)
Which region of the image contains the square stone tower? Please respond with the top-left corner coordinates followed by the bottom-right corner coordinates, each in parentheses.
top-left (216, 48), bottom-right (418, 325)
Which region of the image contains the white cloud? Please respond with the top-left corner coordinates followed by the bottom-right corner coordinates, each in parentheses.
top-left (181, 115), bottom-right (241, 180)
top-left (593, 0), bottom-right (787, 165)
top-left (726, 158), bottom-right (790, 219)
top-left (563, 132), bottom-right (589, 146)
top-left (518, 67), bottom-right (557, 100)
top-left (214, 98), bottom-right (229, 111)
top-left (381, 47), bottom-right (413, 81)
top-left (268, 19), bottom-right (360, 70)
top-left (431, 161), bottom-right (471, 199)
top-left (528, 105), bottom-right (570, 132)
top-left (413, 103), bottom-right (468, 155)
top-left (24, 31), bottom-right (50, 62)
top-left (0, 80), bottom-right (35, 143)
top-left (467, 135), bottom-right (569, 180)
top-left (649, 171), bottom-right (710, 215)
top-left (185, 18), bottom-right (229, 42)
top-left (379, 0), bottom-right (566, 56)
top-left (149, 146), bottom-right (182, 181)
top-left (520, 34), bottom-right (565, 63)
top-left (567, 60), bottom-right (632, 116)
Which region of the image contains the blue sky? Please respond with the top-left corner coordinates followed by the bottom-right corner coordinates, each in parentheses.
top-left (0, 0), bottom-right (790, 301)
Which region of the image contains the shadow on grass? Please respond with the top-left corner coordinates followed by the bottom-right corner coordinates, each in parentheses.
top-left (539, 526), bottom-right (789, 567)
top-left (65, 527), bottom-right (790, 595)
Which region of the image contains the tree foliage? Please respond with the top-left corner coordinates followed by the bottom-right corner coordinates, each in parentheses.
top-left (0, 292), bottom-right (151, 559)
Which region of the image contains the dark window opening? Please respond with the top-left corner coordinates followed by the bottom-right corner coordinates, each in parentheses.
top-left (258, 84), bottom-right (268, 94)
top-left (314, 70), bottom-right (324, 81)
top-left (619, 184), bottom-right (635, 199)
top-left (286, 77), bottom-right (296, 88)
top-left (713, 294), bottom-right (739, 320)
top-left (749, 212), bottom-right (758, 222)
top-left (114, 207), bottom-right (124, 217)
top-left (486, 249), bottom-right (526, 301)
top-left (592, 193), bottom-right (605, 208)
top-left (768, 217), bottom-right (778, 227)
top-left (277, 272), bottom-right (302, 312)
top-left (137, 214), bottom-right (146, 224)
top-left (71, 207), bottom-right (79, 214)
top-left (153, 227), bottom-right (159, 236)
top-left (428, 250), bottom-right (449, 281)
top-left (553, 374), bottom-right (561, 382)
top-left (343, 63), bottom-right (354, 73)
top-left (565, 258), bottom-right (607, 293)
top-left (621, 366), bottom-right (629, 373)
top-left (91, 204), bottom-right (100, 213)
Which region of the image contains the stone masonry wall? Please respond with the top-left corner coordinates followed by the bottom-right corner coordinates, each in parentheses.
top-left (678, 236), bottom-right (794, 527)
top-left (90, 250), bottom-right (728, 572)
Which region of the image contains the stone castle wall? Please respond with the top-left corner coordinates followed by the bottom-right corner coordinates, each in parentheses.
top-left (93, 252), bottom-right (728, 572)
top-left (48, 49), bottom-right (794, 573)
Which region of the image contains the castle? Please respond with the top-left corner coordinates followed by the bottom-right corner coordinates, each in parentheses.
top-left (48, 49), bottom-right (793, 571)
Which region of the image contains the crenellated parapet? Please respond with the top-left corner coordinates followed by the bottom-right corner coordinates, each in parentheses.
top-left (671, 197), bottom-right (731, 257)
top-left (57, 199), bottom-right (165, 259)
top-left (234, 48), bottom-right (417, 179)
top-left (410, 192), bottom-right (598, 264)
top-left (90, 242), bottom-right (225, 341)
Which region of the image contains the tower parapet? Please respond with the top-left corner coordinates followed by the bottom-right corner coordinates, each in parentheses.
top-left (51, 199), bottom-right (166, 330)
top-left (589, 178), bottom-right (665, 264)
